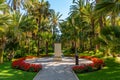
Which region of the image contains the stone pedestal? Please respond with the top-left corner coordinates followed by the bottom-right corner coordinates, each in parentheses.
top-left (54, 43), bottom-right (62, 61)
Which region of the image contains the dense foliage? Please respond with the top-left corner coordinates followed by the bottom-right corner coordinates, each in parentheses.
top-left (0, 0), bottom-right (120, 64)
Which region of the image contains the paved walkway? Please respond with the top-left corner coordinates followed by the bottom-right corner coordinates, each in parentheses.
top-left (25, 57), bottom-right (92, 80)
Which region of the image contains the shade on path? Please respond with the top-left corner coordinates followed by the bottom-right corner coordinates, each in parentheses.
top-left (25, 57), bottom-right (92, 80)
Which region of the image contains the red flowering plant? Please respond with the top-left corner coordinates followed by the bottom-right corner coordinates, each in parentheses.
top-left (80, 56), bottom-right (93, 60)
top-left (91, 58), bottom-right (104, 70)
top-left (72, 56), bottom-right (105, 73)
top-left (72, 63), bottom-right (95, 73)
top-left (12, 56), bottom-right (42, 72)
top-left (80, 56), bottom-right (105, 69)
top-left (72, 65), bottom-right (85, 73)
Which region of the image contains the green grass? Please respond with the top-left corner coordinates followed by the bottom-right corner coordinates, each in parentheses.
top-left (77, 58), bottom-right (120, 80)
top-left (0, 62), bottom-right (37, 80)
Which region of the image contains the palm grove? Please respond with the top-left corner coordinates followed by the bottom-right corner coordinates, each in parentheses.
top-left (0, 0), bottom-right (120, 64)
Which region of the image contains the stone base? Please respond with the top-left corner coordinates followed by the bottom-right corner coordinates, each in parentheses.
top-left (53, 56), bottom-right (62, 61)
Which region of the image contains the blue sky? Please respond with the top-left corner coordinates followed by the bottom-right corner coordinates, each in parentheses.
top-left (46, 0), bottom-right (73, 20)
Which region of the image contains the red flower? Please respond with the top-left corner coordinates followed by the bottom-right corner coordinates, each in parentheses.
top-left (12, 57), bottom-right (42, 72)
top-left (74, 56), bottom-right (105, 73)
top-left (72, 65), bottom-right (85, 71)
top-left (80, 56), bottom-right (93, 60)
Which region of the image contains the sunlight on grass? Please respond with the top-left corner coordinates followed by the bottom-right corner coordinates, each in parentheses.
top-left (0, 73), bottom-right (13, 76)
top-left (115, 57), bottom-right (120, 63)
top-left (1, 70), bottom-right (9, 73)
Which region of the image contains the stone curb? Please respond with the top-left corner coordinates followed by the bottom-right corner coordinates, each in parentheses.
top-left (70, 68), bottom-right (80, 80)
top-left (33, 69), bottom-right (42, 80)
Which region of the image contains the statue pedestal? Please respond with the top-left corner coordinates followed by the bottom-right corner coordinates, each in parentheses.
top-left (54, 43), bottom-right (62, 61)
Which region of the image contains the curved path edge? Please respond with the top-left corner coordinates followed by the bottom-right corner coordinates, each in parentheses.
top-left (25, 57), bottom-right (92, 80)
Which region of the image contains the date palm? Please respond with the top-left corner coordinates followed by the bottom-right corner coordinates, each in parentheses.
top-left (7, 0), bottom-right (22, 11)
top-left (50, 11), bottom-right (62, 44)
top-left (24, 0), bottom-right (54, 56)
top-left (70, 0), bottom-right (96, 65)
top-left (0, 0), bottom-right (10, 63)
top-left (95, 0), bottom-right (120, 26)
top-left (98, 26), bottom-right (120, 57)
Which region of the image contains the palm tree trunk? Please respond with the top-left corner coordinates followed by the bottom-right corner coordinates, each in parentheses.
top-left (111, 13), bottom-right (116, 26)
top-left (37, 39), bottom-right (40, 56)
top-left (99, 16), bottom-right (104, 29)
top-left (91, 18), bottom-right (95, 50)
top-left (105, 48), bottom-right (111, 57)
top-left (89, 37), bottom-right (92, 50)
top-left (71, 41), bottom-right (75, 53)
top-left (0, 37), bottom-right (6, 64)
top-left (0, 49), bottom-right (3, 64)
top-left (96, 0), bottom-right (101, 3)
top-left (45, 41), bottom-right (48, 55)
top-left (37, 17), bottom-right (41, 56)
top-left (13, 0), bottom-right (17, 10)
top-left (75, 40), bottom-right (79, 65)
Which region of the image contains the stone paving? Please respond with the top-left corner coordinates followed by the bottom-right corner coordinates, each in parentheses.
top-left (25, 57), bottom-right (92, 80)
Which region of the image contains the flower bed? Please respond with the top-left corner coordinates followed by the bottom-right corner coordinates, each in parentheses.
top-left (72, 56), bottom-right (105, 73)
top-left (12, 56), bottom-right (42, 72)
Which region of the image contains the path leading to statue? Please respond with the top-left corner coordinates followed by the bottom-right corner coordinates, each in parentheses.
top-left (26, 57), bottom-right (93, 80)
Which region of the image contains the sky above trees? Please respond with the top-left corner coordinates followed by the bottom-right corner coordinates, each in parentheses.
top-left (47, 0), bottom-right (72, 20)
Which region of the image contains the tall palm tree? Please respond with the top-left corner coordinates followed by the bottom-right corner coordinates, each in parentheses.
top-left (95, 0), bottom-right (120, 26)
top-left (7, 0), bottom-right (22, 11)
top-left (41, 31), bottom-right (52, 55)
top-left (70, 0), bottom-right (94, 65)
top-left (64, 16), bottom-right (80, 65)
top-left (98, 26), bottom-right (120, 57)
top-left (0, 15), bottom-right (10, 63)
top-left (0, 0), bottom-right (10, 63)
top-left (8, 11), bottom-right (37, 56)
top-left (50, 11), bottom-right (62, 42)
top-left (24, 0), bottom-right (54, 56)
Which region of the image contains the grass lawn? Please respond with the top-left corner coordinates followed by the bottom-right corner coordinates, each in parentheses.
top-left (77, 57), bottom-right (120, 80)
top-left (0, 62), bottom-right (37, 80)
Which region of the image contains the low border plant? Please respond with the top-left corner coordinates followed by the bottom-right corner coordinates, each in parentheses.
top-left (12, 56), bottom-right (42, 72)
top-left (72, 56), bottom-right (105, 73)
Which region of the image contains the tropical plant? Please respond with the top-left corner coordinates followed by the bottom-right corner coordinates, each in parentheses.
top-left (98, 26), bottom-right (120, 57)
top-left (0, 0), bottom-right (10, 63)
top-left (7, 0), bottom-right (23, 11)
top-left (24, 0), bottom-right (54, 56)
top-left (50, 11), bottom-right (62, 42)
top-left (95, 0), bottom-right (120, 26)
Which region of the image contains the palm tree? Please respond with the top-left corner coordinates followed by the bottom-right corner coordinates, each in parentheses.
top-left (9, 11), bottom-right (37, 56)
top-left (24, 0), bottom-right (54, 56)
top-left (95, 0), bottom-right (120, 26)
top-left (70, 0), bottom-right (92, 65)
top-left (50, 11), bottom-right (62, 42)
top-left (64, 16), bottom-right (80, 65)
top-left (41, 31), bottom-right (52, 55)
top-left (0, 15), bottom-right (10, 63)
top-left (7, 0), bottom-right (22, 11)
top-left (98, 26), bottom-right (120, 57)
top-left (0, 0), bottom-right (10, 63)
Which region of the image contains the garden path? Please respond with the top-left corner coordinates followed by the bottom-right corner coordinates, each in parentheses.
top-left (25, 57), bottom-right (92, 80)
